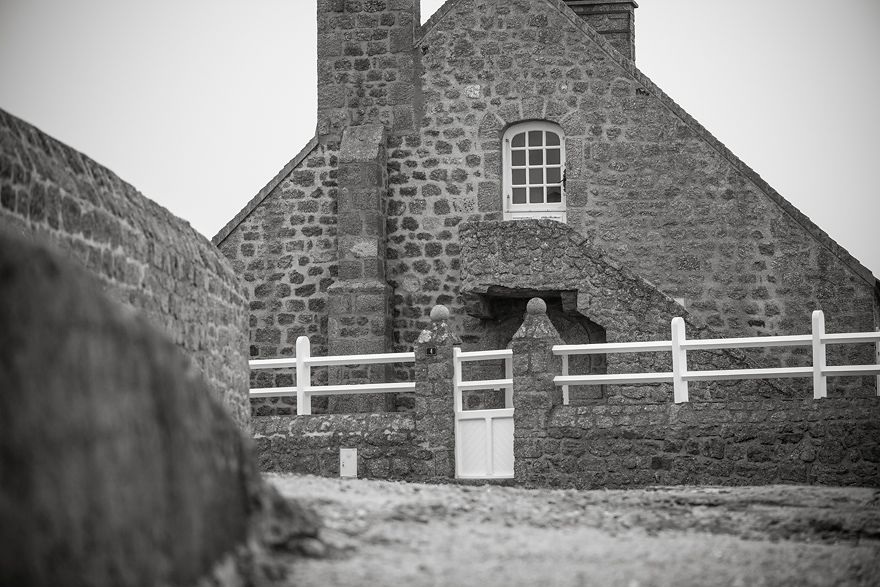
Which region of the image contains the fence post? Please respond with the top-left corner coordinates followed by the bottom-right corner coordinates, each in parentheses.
top-left (296, 336), bottom-right (311, 415)
top-left (452, 347), bottom-right (463, 413)
top-left (561, 355), bottom-right (570, 406)
top-left (811, 310), bottom-right (827, 400)
top-left (671, 317), bottom-right (689, 403)
top-left (505, 353), bottom-right (514, 409)
top-left (875, 327), bottom-right (879, 397)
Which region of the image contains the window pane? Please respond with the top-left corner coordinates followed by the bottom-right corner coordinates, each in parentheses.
top-left (529, 149), bottom-right (543, 165)
top-left (529, 168), bottom-right (543, 185)
top-left (547, 187), bottom-right (562, 203)
top-left (512, 188), bottom-right (526, 204)
top-left (546, 132), bottom-right (560, 146)
top-left (546, 149), bottom-right (560, 165)
top-left (546, 167), bottom-right (561, 184)
top-left (529, 187), bottom-right (544, 203)
top-left (511, 133), bottom-right (525, 148)
top-left (512, 149), bottom-right (526, 166)
top-left (528, 130), bottom-right (542, 146)
top-left (512, 169), bottom-right (526, 185)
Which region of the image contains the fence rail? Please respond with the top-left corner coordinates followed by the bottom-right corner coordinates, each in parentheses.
top-left (249, 336), bottom-right (414, 415)
top-left (553, 311), bottom-right (880, 404)
top-left (250, 312), bottom-right (879, 414)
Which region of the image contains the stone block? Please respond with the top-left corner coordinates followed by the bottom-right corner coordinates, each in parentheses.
top-left (338, 259), bottom-right (363, 280)
top-left (355, 292), bottom-right (387, 314)
top-left (340, 124), bottom-right (385, 163)
top-left (338, 211), bottom-right (364, 236)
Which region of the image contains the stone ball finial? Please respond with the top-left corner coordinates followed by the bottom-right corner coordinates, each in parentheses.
top-left (430, 304), bottom-right (450, 322)
top-left (527, 298), bottom-right (547, 315)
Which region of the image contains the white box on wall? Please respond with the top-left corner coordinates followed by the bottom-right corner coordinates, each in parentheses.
top-left (340, 448), bottom-right (357, 477)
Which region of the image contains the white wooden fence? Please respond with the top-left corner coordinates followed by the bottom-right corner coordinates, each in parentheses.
top-left (553, 310), bottom-right (880, 404)
top-left (249, 336), bottom-right (414, 415)
top-left (250, 312), bottom-right (879, 414)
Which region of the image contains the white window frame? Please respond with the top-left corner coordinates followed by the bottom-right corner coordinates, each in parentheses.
top-left (502, 121), bottom-right (566, 222)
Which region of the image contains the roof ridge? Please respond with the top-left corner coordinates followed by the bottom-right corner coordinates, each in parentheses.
top-left (543, 0), bottom-right (875, 285)
top-left (212, 135), bottom-right (319, 246)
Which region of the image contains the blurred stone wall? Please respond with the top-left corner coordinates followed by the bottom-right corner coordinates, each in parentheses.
top-left (0, 230), bottom-right (319, 586)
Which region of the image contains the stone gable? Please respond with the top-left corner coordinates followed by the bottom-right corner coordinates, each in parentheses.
top-left (217, 0), bottom-right (879, 414)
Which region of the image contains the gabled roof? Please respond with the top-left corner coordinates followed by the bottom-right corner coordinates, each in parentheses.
top-left (418, 0), bottom-right (875, 286)
top-left (212, 135), bottom-right (319, 246)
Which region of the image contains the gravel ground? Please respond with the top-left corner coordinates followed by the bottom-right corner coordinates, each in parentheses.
top-left (267, 474), bottom-right (880, 587)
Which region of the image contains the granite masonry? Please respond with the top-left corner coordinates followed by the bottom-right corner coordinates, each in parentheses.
top-left (216, 1), bottom-right (878, 399)
top-left (0, 109), bottom-right (252, 430)
top-left (216, 1), bottom-right (879, 486)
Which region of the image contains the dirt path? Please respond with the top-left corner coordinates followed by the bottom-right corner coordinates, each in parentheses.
top-left (268, 474), bottom-right (880, 586)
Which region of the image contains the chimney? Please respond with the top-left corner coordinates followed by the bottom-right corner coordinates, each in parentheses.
top-left (563, 1), bottom-right (638, 61)
top-left (316, 0), bottom-right (422, 143)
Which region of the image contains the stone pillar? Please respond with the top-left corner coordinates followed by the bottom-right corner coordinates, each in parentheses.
top-left (563, 0), bottom-right (638, 61)
top-left (413, 305), bottom-right (459, 480)
top-left (327, 124), bottom-right (392, 413)
top-left (511, 298), bottom-right (564, 482)
top-left (316, 0), bottom-right (422, 142)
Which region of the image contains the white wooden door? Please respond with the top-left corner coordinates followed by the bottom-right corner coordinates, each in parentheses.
top-left (455, 408), bottom-right (514, 479)
top-left (453, 348), bottom-right (515, 480)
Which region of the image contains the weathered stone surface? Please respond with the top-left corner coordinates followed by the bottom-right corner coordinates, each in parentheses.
top-left (0, 230), bottom-right (319, 586)
top-left (0, 108), bottom-right (251, 431)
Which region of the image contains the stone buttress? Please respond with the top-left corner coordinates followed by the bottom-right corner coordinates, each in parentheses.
top-left (327, 125), bottom-right (393, 412)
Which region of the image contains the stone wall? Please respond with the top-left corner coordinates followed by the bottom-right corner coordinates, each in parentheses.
top-left (543, 397), bottom-right (880, 489)
top-left (511, 300), bottom-right (880, 489)
top-left (254, 413), bottom-right (417, 479)
top-left (0, 109), bottom-right (251, 430)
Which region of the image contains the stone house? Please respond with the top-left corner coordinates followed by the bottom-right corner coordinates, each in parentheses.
top-left (214, 0), bottom-right (880, 414)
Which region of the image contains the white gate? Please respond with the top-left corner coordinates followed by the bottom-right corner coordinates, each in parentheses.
top-left (453, 348), bottom-right (514, 479)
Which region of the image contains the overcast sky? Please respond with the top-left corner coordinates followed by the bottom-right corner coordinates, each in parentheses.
top-left (1, 0), bottom-right (878, 278)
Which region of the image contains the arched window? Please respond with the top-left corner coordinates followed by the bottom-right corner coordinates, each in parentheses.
top-left (503, 121), bottom-right (566, 222)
